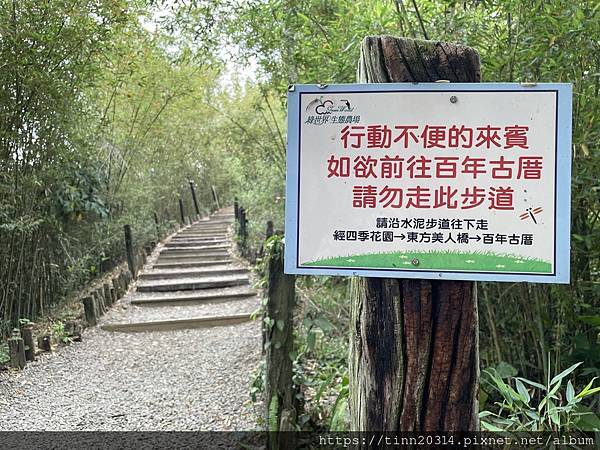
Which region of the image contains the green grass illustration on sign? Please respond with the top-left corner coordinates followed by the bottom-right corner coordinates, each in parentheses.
top-left (303, 250), bottom-right (552, 273)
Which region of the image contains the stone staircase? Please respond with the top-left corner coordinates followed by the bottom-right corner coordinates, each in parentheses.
top-left (101, 208), bottom-right (259, 332)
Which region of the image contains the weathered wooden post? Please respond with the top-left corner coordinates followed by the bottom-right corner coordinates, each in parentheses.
top-left (37, 335), bottom-right (51, 352)
top-left (211, 185), bottom-right (220, 211)
top-left (124, 270), bottom-right (133, 286)
top-left (264, 237), bottom-right (296, 449)
top-left (259, 220), bottom-right (275, 259)
top-left (189, 180), bottom-right (200, 216)
top-left (103, 283), bottom-right (112, 309)
top-left (153, 211), bottom-right (161, 241)
top-left (239, 207), bottom-right (248, 255)
top-left (22, 324), bottom-right (35, 362)
top-left (112, 278), bottom-right (122, 300)
top-left (349, 36), bottom-right (480, 432)
top-left (117, 272), bottom-right (126, 294)
top-left (8, 329), bottom-right (26, 369)
top-left (178, 198), bottom-right (186, 225)
top-left (234, 198), bottom-right (240, 220)
top-left (124, 224), bottom-right (137, 279)
top-left (266, 220), bottom-right (274, 239)
top-left (82, 296), bottom-right (97, 326)
top-left (94, 289), bottom-right (104, 314)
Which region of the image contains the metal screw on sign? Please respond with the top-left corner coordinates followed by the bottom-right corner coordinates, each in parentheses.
top-left (450, 96), bottom-right (458, 103)
top-left (411, 258), bottom-right (420, 267)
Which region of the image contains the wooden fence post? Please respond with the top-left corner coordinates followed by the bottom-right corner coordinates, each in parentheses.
top-left (234, 198), bottom-right (239, 220)
top-left (179, 198), bottom-right (186, 225)
top-left (112, 278), bottom-right (122, 300)
top-left (239, 207), bottom-right (248, 255)
top-left (349, 36), bottom-right (480, 432)
top-left (153, 212), bottom-right (161, 240)
top-left (22, 324), bottom-right (35, 362)
top-left (264, 238), bottom-right (296, 449)
top-left (124, 224), bottom-right (137, 279)
top-left (103, 283), bottom-right (112, 309)
top-left (82, 296), bottom-right (97, 326)
top-left (8, 329), bottom-right (26, 369)
top-left (94, 289), bottom-right (104, 314)
top-left (259, 220), bottom-right (275, 259)
top-left (189, 180), bottom-right (200, 216)
top-left (37, 335), bottom-right (51, 352)
top-left (211, 185), bottom-right (220, 211)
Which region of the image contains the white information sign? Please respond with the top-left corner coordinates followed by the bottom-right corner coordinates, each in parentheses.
top-left (285, 83), bottom-right (572, 283)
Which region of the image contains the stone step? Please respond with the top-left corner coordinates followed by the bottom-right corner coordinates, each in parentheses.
top-left (179, 233), bottom-right (229, 238)
top-left (152, 259), bottom-right (233, 269)
top-left (137, 275), bottom-right (249, 293)
top-left (174, 236), bottom-right (229, 241)
top-left (160, 249), bottom-right (229, 256)
top-left (101, 313), bottom-right (253, 332)
top-left (161, 244), bottom-right (229, 252)
top-left (159, 247), bottom-right (229, 258)
top-left (186, 226), bottom-right (230, 231)
top-left (181, 224), bottom-right (229, 229)
top-left (170, 236), bottom-right (227, 241)
top-left (157, 253), bottom-right (231, 261)
top-left (131, 288), bottom-right (257, 306)
top-left (139, 266), bottom-right (248, 280)
top-left (194, 218), bottom-right (232, 223)
top-left (177, 228), bottom-right (229, 237)
top-left (165, 241), bottom-right (228, 248)
top-left (166, 242), bottom-right (228, 248)
top-left (187, 223), bottom-right (231, 229)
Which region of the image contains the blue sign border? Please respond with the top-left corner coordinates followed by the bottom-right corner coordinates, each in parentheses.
top-left (284, 83), bottom-right (572, 284)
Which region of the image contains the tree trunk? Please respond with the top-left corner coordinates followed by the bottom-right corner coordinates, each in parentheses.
top-left (349, 36), bottom-right (480, 432)
top-left (264, 240), bottom-right (296, 449)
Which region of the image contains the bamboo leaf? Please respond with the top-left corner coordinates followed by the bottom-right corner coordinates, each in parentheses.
top-left (516, 377), bottom-right (547, 391)
top-left (566, 380), bottom-right (575, 403)
top-left (516, 379), bottom-right (531, 404)
top-left (481, 421), bottom-right (504, 432)
top-left (549, 362), bottom-right (582, 386)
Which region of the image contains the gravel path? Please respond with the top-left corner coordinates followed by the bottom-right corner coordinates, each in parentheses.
top-left (0, 323), bottom-right (261, 431)
top-left (0, 212), bottom-right (262, 432)
top-left (102, 296), bottom-right (260, 323)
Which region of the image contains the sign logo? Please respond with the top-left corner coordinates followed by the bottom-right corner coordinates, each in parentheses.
top-left (304, 96), bottom-right (361, 126)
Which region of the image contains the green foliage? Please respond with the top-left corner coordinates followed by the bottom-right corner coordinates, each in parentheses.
top-left (291, 276), bottom-right (351, 430)
top-left (481, 361), bottom-right (600, 431)
top-left (51, 321), bottom-right (72, 345)
top-left (0, 343), bottom-right (9, 365)
top-left (268, 394), bottom-right (280, 432)
top-left (0, 1), bottom-right (233, 337)
top-left (249, 360), bottom-right (265, 404)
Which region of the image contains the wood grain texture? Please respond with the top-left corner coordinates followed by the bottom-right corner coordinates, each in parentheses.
top-left (264, 245), bottom-right (296, 449)
top-left (349, 36), bottom-right (480, 433)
